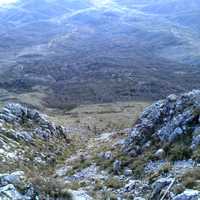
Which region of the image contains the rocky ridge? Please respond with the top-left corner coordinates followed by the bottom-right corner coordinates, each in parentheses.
top-left (1, 91), bottom-right (200, 199)
top-left (125, 90), bottom-right (200, 153)
top-left (122, 90), bottom-right (200, 199)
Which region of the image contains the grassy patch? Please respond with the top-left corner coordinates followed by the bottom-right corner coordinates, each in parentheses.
top-left (192, 147), bottom-right (200, 161)
top-left (105, 177), bottom-right (124, 189)
top-left (167, 143), bottom-right (192, 161)
top-left (181, 168), bottom-right (200, 190)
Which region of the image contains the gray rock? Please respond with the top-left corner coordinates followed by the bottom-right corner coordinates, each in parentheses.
top-left (35, 128), bottom-right (51, 139)
top-left (104, 151), bottom-right (113, 160)
top-left (154, 149), bottom-right (165, 159)
top-left (191, 135), bottom-right (200, 150)
top-left (151, 178), bottom-right (174, 200)
top-left (191, 127), bottom-right (200, 149)
top-left (169, 127), bottom-right (184, 143)
top-left (124, 168), bottom-right (132, 176)
top-left (113, 160), bottom-right (121, 175)
top-left (167, 94), bottom-right (178, 102)
top-left (69, 190), bottom-right (93, 200)
top-left (0, 171), bottom-right (25, 187)
top-left (0, 184), bottom-right (25, 200)
top-left (99, 151), bottom-right (113, 160)
top-left (0, 172), bottom-right (37, 200)
top-left (0, 103), bottom-right (67, 140)
top-left (125, 180), bottom-right (142, 192)
top-left (145, 160), bottom-right (168, 174)
top-left (15, 131), bottom-right (33, 142)
top-left (173, 189), bottom-right (200, 200)
top-left (124, 90), bottom-right (200, 156)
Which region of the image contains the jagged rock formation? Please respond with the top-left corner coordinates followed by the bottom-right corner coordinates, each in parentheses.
top-left (125, 90), bottom-right (200, 154)
top-left (0, 103), bottom-right (66, 140)
top-left (0, 103), bottom-right (69, 163)
top-left (120, 90), bottom-right (200, 199)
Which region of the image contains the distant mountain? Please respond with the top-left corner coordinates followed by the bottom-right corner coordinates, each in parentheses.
top-left (0, 0), bottom-right (200, 108)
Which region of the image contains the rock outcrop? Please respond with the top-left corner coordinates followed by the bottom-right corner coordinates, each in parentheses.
top-left (0, 103), bottom-right (66, 140)
top-left (0, 103), bottom-right (70, 199)
top-left (0, 171), bottom-right (37, 200)
top-left (124, 90), bottom-right (200, 154)
top-left (0, 103), bottom-right (69, 164)
top-left (173, 189), bottom-right (200, 200)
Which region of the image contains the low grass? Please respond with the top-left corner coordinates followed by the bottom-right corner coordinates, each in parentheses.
top-left (180, 168), bottom-right (200, 190)
top-left (105, 177), bottom-right (124, 189)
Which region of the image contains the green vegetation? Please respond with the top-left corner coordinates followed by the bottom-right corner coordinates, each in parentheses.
top-left (167, 143), bottom-right (192, 161)
top-left (30, 175), bottom-right (73, 199)
top-left (192, 147), bottom-right (200, 161)
top-left (105, 177), bottom-right (124, 189)
top-left (181, 168), bottom-right (200, 190)
top-left (158, 162), bottom-right (172, 174)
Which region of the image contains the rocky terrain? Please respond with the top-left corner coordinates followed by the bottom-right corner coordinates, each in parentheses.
top-left (1, 1), bottom-right (200, 199)
top-left (0, 90), bottom-right (200, 199)
top-left (0, 103), bottom-right (71, 199)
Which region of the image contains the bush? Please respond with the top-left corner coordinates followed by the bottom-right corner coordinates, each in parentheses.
top-left (183, 176), bottom-right (196, 189)
top-left (181, 168), bottom-right (200, 189)
top-left (168, 143), bottom-right (192, 161)
top-left (158, 162), bottom-right (172, 174)
top-left (192, 147), bottom-right (200, 161)
top-left (30, 175), bottom-right (72, 199)
top-left (105, 177), bottom-right (123, 189)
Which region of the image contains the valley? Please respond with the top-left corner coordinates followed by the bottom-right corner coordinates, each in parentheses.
top-left (0, 0), bottom-right (200, 108)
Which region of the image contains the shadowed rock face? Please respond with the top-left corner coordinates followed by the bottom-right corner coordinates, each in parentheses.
top-left (124, 90), bottom-right (200, 154)
top-left (0, 0), bottom-right (200, 107)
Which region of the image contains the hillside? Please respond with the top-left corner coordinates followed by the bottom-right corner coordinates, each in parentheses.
top-left (0, 0), bottom-right (200, 108)
top-left (0, 1), bottom-right (200, 199)
top-left (0, 91), bottom-right (200, 199)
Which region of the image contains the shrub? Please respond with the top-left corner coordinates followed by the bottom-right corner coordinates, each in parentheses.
top-left (30, 175), bottom-right (72, 199)
top-left (192, 147), bottom-right (200, 161)
top-left (168, 143), bottom-right (192, 161)
top-left (181, 168), bottom-right (200, 189)
top-left (158, 162), bottom-right (172, 174)
top-left (183, 176), bottom-right (196, 189)
top-left (94, 180), bottom-right (104, 191)
top-left (105, 177), bottom-right (123, 189)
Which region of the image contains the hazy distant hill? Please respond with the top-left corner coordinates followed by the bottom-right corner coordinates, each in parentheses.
top-left (0, 0), bottom-right (200, 108)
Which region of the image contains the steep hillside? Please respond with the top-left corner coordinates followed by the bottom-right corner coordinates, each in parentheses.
top-left (1, 91), bottom-right (200, 199)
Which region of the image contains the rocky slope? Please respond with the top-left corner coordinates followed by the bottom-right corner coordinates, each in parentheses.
top-left (1, 90), bottom-right (200, 199)
top-left (0, 103), bottom-right (72, 199)
top-left (53, 90), bottom-right (200, 199)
